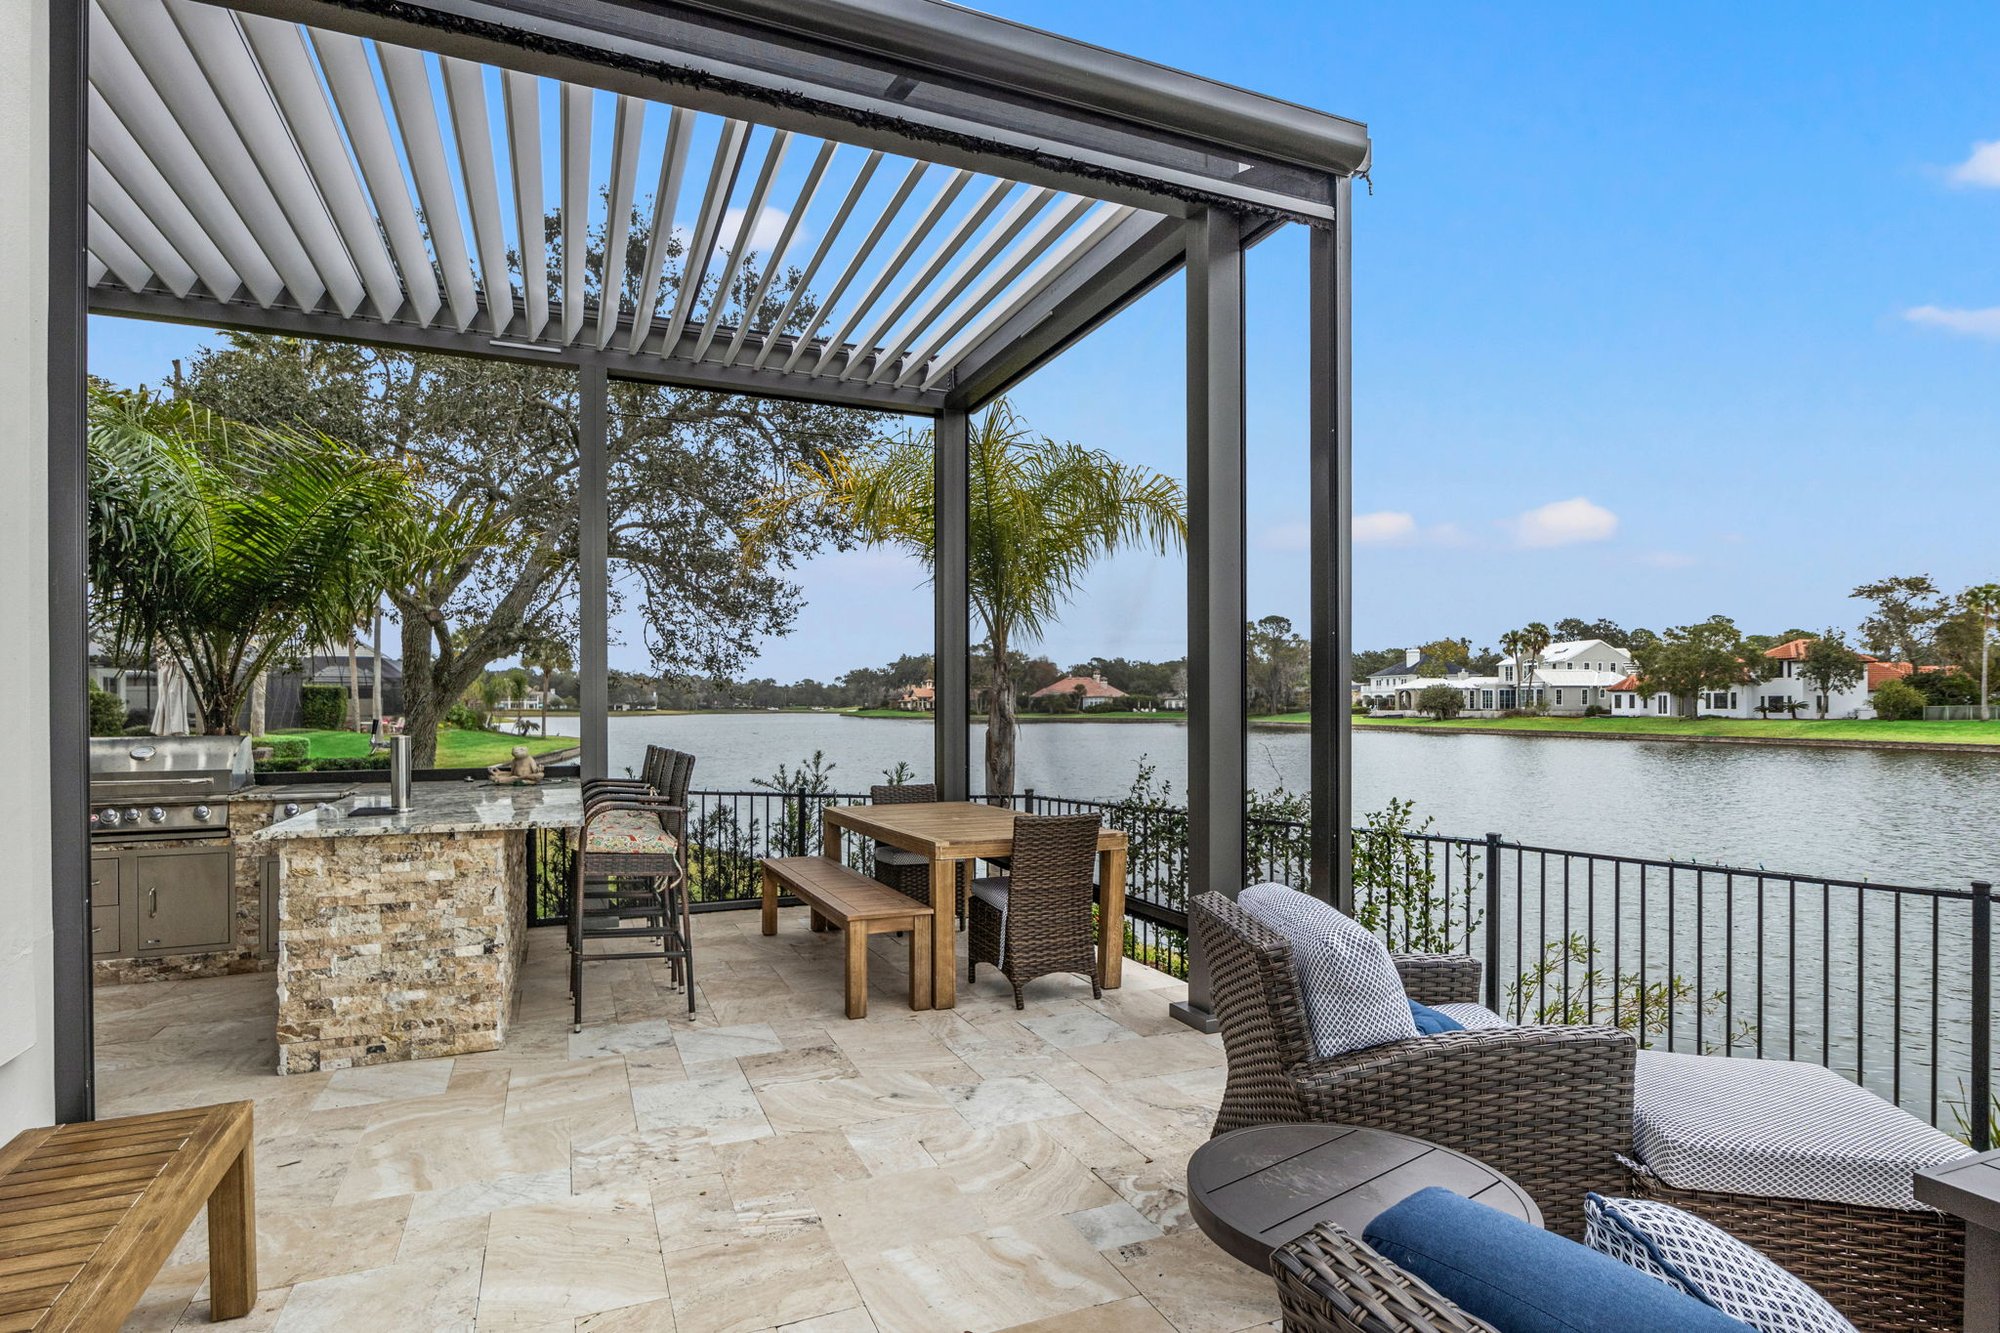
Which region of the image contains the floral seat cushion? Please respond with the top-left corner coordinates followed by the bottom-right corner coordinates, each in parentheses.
top-left (584, 808), bottom-right (680, 856)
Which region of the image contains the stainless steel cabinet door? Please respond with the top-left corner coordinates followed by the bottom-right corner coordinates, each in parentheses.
top-left (135, 848), bottom-right (233, 952)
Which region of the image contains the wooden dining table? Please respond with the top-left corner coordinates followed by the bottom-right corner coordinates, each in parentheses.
top-left (818, 801), bottom-right (1128, 1009)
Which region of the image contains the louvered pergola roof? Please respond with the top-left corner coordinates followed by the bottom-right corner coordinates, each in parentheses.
top-left (83, 0), bottom-right (1368, 414)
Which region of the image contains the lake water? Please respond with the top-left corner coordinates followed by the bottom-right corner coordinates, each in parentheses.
top-left (542, 711), bottom-right (2000, 889)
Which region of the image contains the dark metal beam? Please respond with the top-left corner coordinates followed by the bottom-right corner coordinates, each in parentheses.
top-left (933, 408), bottom-right (970, 802)
top-left (1172, 207), bottom-right (1247, 1034)
top-left (1309, 185), bottom-right (1354, 911)
top-left (577, 364), bottom-right (609, 781)
top-left (88, 287), bottom-right (947, 415)
top-left (51, 0), bottom-right (93, 1124)
top-left (941, 209), bottom-right (1283, 415)
top-left (236, 0), bottom-right (1364, 223)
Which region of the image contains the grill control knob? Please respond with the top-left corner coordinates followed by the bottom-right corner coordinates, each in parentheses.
top-left (124, 808), bottom-right (141, 825)
top-left (148, 806), bottom-right (166, 823)
top-left (192, 804), bottom-right (213, 822)
top-left (98, 808), bottom-right (120, 828)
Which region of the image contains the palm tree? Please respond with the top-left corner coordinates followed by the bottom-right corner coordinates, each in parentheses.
top-left (1966, 584), bottom-right (2000, 721)
top-left (1497, 629), bottom-right (1526, 709)
top-left (521, 637), bottom-right (573, 739)
top-left (87, 388), bottom-right (415, 734)
top-left (779, 399), bottom-right (1185, 796)
top-left (1517, 622), bottom-right (1552, 712)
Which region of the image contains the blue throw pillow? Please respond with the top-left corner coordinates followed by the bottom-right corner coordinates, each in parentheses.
top-left (1408, 1000), bottom-right (1465, 1034)
top-left (1362, 1188), bottom-right (1752, 1333)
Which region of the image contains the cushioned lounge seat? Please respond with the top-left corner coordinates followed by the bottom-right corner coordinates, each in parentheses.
top-left (1631, 1050), bottom-right (1971, 1211)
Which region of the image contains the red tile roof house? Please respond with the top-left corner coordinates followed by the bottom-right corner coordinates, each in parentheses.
top-left (1606, 638), bottom-right (1943, 719)
top-left (893, 679), bottom-right (936, 713)
top-left (1028, 671), bottom-right (1130, 710)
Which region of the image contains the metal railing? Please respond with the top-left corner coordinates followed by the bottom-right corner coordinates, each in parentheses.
top-left (529, 786), bottom-right (1996, 1143)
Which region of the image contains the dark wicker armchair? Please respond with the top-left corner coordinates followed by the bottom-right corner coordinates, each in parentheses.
top-left (968, 812), bottom-right (1102, 1008)
top-left (1272, 1223), bottom-right (1495, 1333)
top-left (1190, 892), bottom-right (1635, 1239)
top-left (867, 782), bottom-right (965, 921)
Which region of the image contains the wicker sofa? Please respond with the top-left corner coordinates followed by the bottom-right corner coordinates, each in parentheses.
top-left (1270, 1222), bottom-right (1495, 1333)
top-left (1191, 892), bottom-right (1635, 1239)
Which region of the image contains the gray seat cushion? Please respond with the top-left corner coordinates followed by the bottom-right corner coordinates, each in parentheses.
top-left (970, 876), bottom-right (1008, 963)
top-left (1236, 883), bottom-right (1418, 1059)
top-left (872, 843), bottom-right (926, 868)
top-left (1434, 1001), bottom-right (1511, 1030)
top-left (1631, 1050), bottom-right (1974, 1210)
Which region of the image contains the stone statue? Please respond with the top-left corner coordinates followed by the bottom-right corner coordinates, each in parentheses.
top-left (488, 746), bottom-right (545, 785)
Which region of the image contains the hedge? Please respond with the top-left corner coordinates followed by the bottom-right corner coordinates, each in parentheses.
top-left (297, 683), bottom-right (345, 730)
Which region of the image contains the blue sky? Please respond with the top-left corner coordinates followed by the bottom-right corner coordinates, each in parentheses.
top-left (87, 2), bottom-right (2000, 679)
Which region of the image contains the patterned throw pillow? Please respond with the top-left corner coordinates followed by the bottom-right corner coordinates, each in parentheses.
top-left (1584, 1194), bottom-right (1855, 1333)
top-left (1237, 884), bottom-right (1419, 1059)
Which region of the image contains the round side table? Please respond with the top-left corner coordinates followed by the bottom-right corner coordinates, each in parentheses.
top-left (1188, 1122), bottom-right (1542, 1271)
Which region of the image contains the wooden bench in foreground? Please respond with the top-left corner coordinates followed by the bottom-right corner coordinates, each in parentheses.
top-left (0, 1102), bottom-right (255, 1332)
top-left (759, 856), bottom-right (935, 1018)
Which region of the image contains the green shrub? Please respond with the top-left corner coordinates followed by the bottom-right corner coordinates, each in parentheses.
top-left (1416, 683), bottom-right (1463, 721)
top-left (1582, 704), bottom-right (1611, 717)
top-left (297, 683), bottom-right (345, 730)
top-left (1871, 678), bottom-right (1927, 721)
top-left (89, 685), bottom-right (127, 736)
top-left (306, 754), bottom-right (390, 771)
top-left (256, 736), bottom-right (310, 762)
top-left (1909, 669), bottom-right (1978, 706)
top-left (444, 702), bottom-right (488, 731)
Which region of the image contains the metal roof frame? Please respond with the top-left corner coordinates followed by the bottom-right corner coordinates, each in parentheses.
top-left (83, 0), bottom-right (1367, 415)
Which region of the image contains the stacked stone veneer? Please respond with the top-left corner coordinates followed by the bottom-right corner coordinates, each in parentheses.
top-left (276, 828), bottom-right (528, 1074)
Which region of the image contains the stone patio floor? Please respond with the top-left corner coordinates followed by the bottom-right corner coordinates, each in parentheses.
top-left (96, 909), bottom-right (1278, 1333)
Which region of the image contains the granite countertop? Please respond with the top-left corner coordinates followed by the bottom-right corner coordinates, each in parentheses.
top-left (248, 779), bottom-right (582, 841)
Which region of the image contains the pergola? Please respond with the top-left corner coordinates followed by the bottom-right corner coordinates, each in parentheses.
top-left (45, 0), bottom-right (1367, 1117)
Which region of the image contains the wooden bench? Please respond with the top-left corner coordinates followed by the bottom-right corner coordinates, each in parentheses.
top-left (759, 856), bottom-right (935, 1018)
top-left (0, 1102), bottom-right (255, 1331)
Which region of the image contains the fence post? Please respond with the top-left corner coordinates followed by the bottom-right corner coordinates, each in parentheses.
top-left (1023, 787), bottom-right (1036, 814)
top-left (790, 791), bottom-right (808, 859)
top-left (1974, 880), bottom-right (1992, 1153)
top-left (1484, 833), bottom-right (1503, 1013)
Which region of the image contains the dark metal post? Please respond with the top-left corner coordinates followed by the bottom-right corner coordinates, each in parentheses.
top-left (1173, 207), bottom-right (1248, 1034)
top-left (934, 407), bottom-right (970, 802)
top-left (1308, 183), bottom-right (1354, 912)
top-left (1022, 787), bottom-right (1035, 814)
top-left (1975, 880), bottom-right (1992, 1152)
top-left (1484, 833), bottom-right (1504, 1013)
top-left (790, 791), bottom-right (808, 859)
top-left (50, 0), bottom-right (92, 1122)
top-left (577, 365), bottom-right (610, 781)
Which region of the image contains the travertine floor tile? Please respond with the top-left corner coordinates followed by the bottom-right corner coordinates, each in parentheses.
top-left (846, 1219), bottom-right (1137, 1333)
top-left (275, 1245), bottom-right (482, 1331)
top-left (1106, 1230), bottom-right (1280, 1333)
top-left (1063, 1033), bottom-right (1225, 1084)
top-left (661, 1230), bottom-right (862, 1333)
top-left (479, 1193), bottom-right (670, 1328)
top-left (939, 1074), bottom-right (1084, 1130)
top-left (721, 1128), bottom-right (870, 1206)
top-left (809, 1166), bottom-right (983, 1262)
top-left (313, 1057), bottom-right (456, 1110)
top-left (994, 1295), bottom-right (1177, 1333)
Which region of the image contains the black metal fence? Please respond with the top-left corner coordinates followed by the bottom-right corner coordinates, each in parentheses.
top-left (530, 787), bottom-right (1995, 1143)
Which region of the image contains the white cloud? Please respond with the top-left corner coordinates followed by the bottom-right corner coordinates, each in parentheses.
top-left (1505, 497), bottom-right (1619, 549)
top-left (1354, 511), bottom-right (1418, 545)
top-left (1904, 305), bottom-right (2000, 339)
top-left (1948, 139), bottom-right (2000, 188)
top-left (717, 204), bottom-right (799, 259)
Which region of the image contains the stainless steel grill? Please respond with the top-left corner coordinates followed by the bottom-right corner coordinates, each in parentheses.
top-left (88, 736), bottom-right (251, 839)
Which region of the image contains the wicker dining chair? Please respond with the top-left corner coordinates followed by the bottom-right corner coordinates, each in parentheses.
top-left (569, 748), bottom-right (696, 1029)
top-left (1190, 892), bottom-right (1634, 1239)
top-left (867, 782), bottom-right (966, 922)
top-left (966, 812), bottom-right (1102, 1008)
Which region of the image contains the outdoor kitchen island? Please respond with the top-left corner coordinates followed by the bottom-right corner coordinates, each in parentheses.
top-left (249, 781), bottom-right (580, 1074)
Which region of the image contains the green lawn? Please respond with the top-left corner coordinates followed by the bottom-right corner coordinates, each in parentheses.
top-left (259, 727), bottom-right (577, 767)
top-left (1288, 714), bottom-right (2000, 745)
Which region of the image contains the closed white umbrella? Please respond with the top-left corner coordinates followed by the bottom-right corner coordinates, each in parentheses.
top-left (151, 652), bottom-right (192, 736)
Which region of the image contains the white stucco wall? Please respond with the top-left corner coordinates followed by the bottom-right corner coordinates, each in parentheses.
top-left (0, 0), bottom-right (57, 1135)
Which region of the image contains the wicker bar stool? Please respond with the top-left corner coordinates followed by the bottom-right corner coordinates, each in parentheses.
top-left (868, 782), bottom-right (966, 923)
top-left (569, 748), bottom-right (696, 1030)
top-left (966, 812), bottom-right (1102, 1008)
